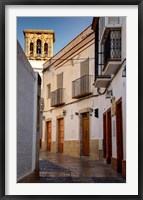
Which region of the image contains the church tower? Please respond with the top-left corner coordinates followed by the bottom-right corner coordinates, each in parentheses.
top-left (23, 29), bottom-right (55, 92)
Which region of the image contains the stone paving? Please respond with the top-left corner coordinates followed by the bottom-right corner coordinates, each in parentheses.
top-left (35, 150), bottom-right (126, 183)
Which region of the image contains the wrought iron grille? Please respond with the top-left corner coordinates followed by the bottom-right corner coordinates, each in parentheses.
top-left (104, 30), bottom-right (121, 64)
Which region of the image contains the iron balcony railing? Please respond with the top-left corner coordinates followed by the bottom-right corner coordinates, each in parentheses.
top-left (51, 88), bottom-right (65, 107)
top-left (72, 75), bottom-right (93, 99)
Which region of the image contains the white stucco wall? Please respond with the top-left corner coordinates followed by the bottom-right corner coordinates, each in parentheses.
top-left (43, 39), bottom-right (96, 109)
top-left (110, 64), bottom-right (126, 159)
top-left (43, 38), bottom-right (97, 144)
top-left (42, 18), bottom-right (126, 161)
top-left (17, 41), bottom-right (38, 180)
top-left (29, 60), bottom-right (45, 97)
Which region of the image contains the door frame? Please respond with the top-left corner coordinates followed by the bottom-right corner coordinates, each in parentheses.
top-left (103, 112), bottom-right (107, 159)
top-left (116, 97), bottom-right (123, 172)
top-left (106, 108), bottom-right (112, 164)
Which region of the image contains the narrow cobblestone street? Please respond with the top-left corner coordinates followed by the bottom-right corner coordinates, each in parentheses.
top-left (35, 150), bottom-right (126, 183)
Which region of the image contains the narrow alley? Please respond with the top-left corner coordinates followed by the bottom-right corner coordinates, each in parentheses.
top-left (35, 150), bottom-right (126, 183)
top-left (17, 17), bottom-right (127, 184)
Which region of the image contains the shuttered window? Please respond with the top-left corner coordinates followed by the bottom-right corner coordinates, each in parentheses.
top-left (57, 72), bottom-right (63, 89)
top-left (80, 58), bottom-right (89, 77)
top-left (47, 84), bottom-right (51, 99)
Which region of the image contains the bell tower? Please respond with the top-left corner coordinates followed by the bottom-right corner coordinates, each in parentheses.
top-left (23, 29), bottom-right (55, 95)
top-left (23, 29), bottom-right (55, 61)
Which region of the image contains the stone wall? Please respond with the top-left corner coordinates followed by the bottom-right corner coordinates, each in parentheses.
top-left (51, 141), bottom-right (57, 153)
top-left (90, 139), bottom-right (100, 160)
top-left (64, 140), bottom-right (80, 157)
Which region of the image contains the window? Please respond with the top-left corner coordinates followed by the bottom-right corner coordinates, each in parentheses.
top-left (30, 42), bottom-right (34, 55)
top-left (80, 58), bottom-right (89, 77)
top-left (30, 42), bottom-right (34, 52)
top-left (44, 43), bottom-right (48, 54)
top-left (57, 72), bottom-right (63, 89)
top-left (47, 84), bottom-right (51, 99)
top-left (108, 17), bottom-right (120, 25)
top-left (104, 30), bottom-right (121, 63)
top-left (37, 39), bottom-right (41, 55)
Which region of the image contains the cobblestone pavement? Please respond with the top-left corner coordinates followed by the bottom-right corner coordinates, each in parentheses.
top-left (35, 150), bottom-right (126, 183)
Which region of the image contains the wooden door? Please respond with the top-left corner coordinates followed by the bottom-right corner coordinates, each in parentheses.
top-left (47, 121), bottom-right (51, 151)
top-left (82, 115), bottom-right (89, 156)
top-left (58, 118), bottom-right (64, 153)
top-left (103, 109), bottom-right (112, 164)
top-left (116, 99), bottom-right (123, 172)
top-left (106, 109), bottom-right (112, 164)
top-left (103, 113), bottom-right (107, 158)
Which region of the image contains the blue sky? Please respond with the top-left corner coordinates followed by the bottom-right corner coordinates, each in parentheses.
top-left (17, 17), bottom-right (93, 55)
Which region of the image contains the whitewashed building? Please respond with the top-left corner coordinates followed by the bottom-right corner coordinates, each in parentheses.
top-left (17, 41), bottom-right (41, 182)
top-left (42, 25), bottom-right (100, 159)
top-left (42, 17), bottom-right (126, 179)
top-left (92, 17), bottom-right (126, 178)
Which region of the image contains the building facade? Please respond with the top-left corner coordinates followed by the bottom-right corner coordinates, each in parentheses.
top-left (42, 25), bottom-right (101, 159)
top-left (92, 17), bottom-right (126, 178)
top-left (17, 41), bottom-right (41, 182)
top-left (42, 17), bottom-right (126, 179)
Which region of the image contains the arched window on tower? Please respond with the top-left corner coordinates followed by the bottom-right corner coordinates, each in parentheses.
top-left (44, 43), bottom-right (48, 56)
top-left (37, 39), bottom-right (41, 55)
top-left (30, 42), bottom-right (34, 56)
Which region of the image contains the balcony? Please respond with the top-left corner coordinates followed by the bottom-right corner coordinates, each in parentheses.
top-left (51, 88), bottom-right (65, 107)
top-left (72, 75), bottom-right (93, 99)
top-left (94, 75), bottom-right (111, 88)
top-left (100, 17), bottom-right (121, 44)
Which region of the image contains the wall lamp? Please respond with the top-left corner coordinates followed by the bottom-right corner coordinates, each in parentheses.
top-left (106, 89), bottom-right (113, 99)
top-left (122, 65), bottom-right (126, 77)
top-left (89, 108), bottom-right (93, 116)
top-left (63, 110), bottom-right (66, 116)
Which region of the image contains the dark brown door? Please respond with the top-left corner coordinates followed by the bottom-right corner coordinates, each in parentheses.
top-left (103, 113), bottom-right (107, 158)
top-left (103, 109), bottom-right (112, 164)
top-left (47, 121), bottom-right (51, 151)
top-left (106, 109), bottom-right (112, 164)
top-left (82, 115), bottom-right (89, 156)
top-left (58, 118), bottom-right (64, 153)
top-left (116, 99), bottom-right (123, 172)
